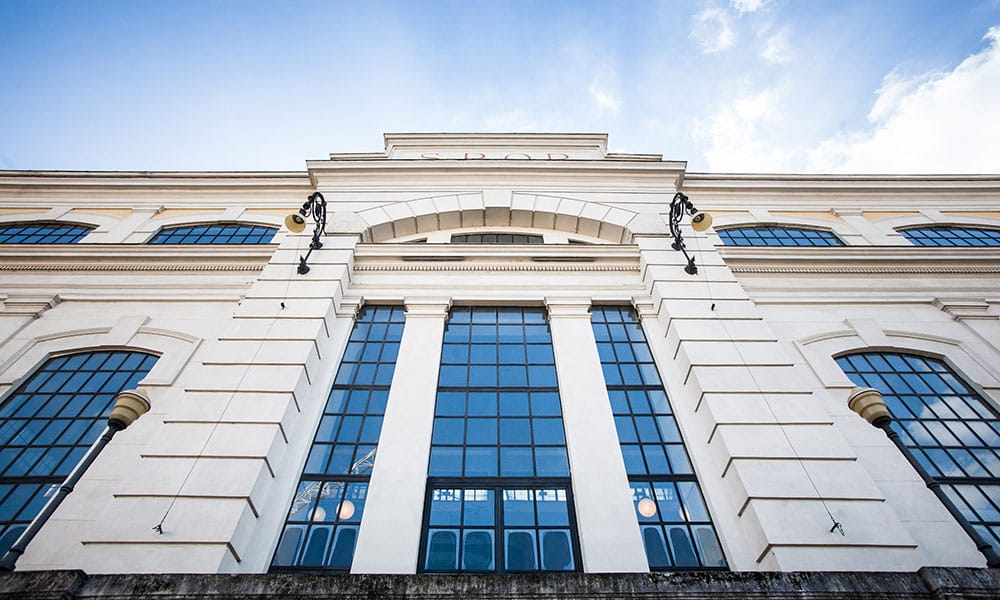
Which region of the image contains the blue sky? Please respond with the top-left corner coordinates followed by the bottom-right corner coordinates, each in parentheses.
top-left (1, 0), bottom-right (999, 173)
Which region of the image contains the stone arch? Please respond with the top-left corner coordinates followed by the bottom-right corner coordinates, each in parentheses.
top-left (0, 322), bottom-right (201, 398)
top-left (797, 325), bottom-right (1000, 406)
top-left (353, 192), bottom-right (640, 244)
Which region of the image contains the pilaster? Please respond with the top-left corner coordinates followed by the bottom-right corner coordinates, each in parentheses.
top-left (545, 297), bottom-right (648, 573)
top-left (351, 297), bottom-right (451, 573)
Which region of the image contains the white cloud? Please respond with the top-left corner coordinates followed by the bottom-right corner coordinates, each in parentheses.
top-left (481, 110), bottom-right (538, 132)
top-left (690, 8), bottom-right (735, 54)
top-left (692, 87), bottom-right (799, 171)
top-left (809, 26), bottom-right (1000, 173)
top-left (731, 0), bottom-right (770, 13)
top-left (762, 28), bottom-right (793, 64)
top-left (589, 80), bottom-right (623, 117)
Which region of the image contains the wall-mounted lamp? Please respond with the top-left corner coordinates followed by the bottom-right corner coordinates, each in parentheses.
top-left (285, 191), bottom-right (328, 275)
top-left (0, 388), bottom-right (152, 571)
top-left (668, 192), bottom-right (712, 275)
top-left (848, 386), bottom-right (1000, 568)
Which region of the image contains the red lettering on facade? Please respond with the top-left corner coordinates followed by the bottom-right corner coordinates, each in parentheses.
top-left (503, 153), bottom-right (532, 160)
top-left (463, 152), bottom-right (486, 160)
top-left (547, 153), bottom-right (569, 160)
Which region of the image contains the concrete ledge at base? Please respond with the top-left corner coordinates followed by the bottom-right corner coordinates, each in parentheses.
top-left (0, 568), bottom-right (998, 599)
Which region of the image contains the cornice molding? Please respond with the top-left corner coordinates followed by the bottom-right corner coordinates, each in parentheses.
top-left (0, 263), bottom-right (263, 272)
top-left (730, 266), bottom-right (1000, 274)
top-left (354, 264), bottom-right (639, 273)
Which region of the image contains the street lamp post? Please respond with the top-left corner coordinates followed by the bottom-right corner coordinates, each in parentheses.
top-left (0, 388), bottom-right (152, 572)
top-left (284, 192), bottom-right (328, 275)
top-left (668, 192), bottom-right (713, 275)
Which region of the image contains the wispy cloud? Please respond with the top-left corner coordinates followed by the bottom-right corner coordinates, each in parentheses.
top-left (690, 8), bottom-right (735, 54)
top-left (692, 87), bottom-right (798, 171)
top-left (589, 79), bottom-right (623, 117)
top-left (761, 28), bottom-right (793, 64)
top-left (809, 26), bottom-right (1000, 173)
top-left (731, 0), bottom-right (770, 13)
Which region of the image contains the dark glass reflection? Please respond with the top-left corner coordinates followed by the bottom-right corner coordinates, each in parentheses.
top-left (837, 352), bottom-right (1000, 556)
top-left (0, 351), bottom-right (157, 555)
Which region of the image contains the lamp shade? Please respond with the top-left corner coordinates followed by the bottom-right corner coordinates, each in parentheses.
top-left (284, 212), bottom-right (307, 233)
top-left (691, 211), bottom-right (713, 232)
top-left (847, 386), bottom-right (890, 424)
top-left (109, 388), bottom-right (151, 429)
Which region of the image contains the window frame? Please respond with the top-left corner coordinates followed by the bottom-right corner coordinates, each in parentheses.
top-left (147, 222), bottom-right (278, 245)
top-left (420, 306), bottom-right (581, 574)
top-left (269, 305), bottom-right (405, 573)
top-left (591, 305), bottom-right (728, 571)
top-left (0, 222), bottom-right (94, 244)
top-left (897, 225), bottom-right (1000, 247)
top-left (417, 479), bottom-right (583, 574)
top-left (836, 350), bottom-right (1000, 556)
top-left (716, 225), bottom-right (844, 247)
top-left (0, 350), bottom-right (158, 556)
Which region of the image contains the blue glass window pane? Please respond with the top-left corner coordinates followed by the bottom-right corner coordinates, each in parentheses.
top-left (0, 351), bottom-right (155, 545)
top-left (900, 226), bottom-right (1000, 247)
top-left (0, 223), bottom-right (93, 244)
top-left (425, 307), bottom-right (576, 573)
top-left (148, 223), bottom-right (277, 245)
top-left (718, 226), bottom-right (843, 247)
top-left (836, 350), bottom-right (1000, 556)
top-left (593, 306), bottom-right (726, 570)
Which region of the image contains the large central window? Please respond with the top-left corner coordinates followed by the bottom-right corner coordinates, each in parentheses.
top-left (421, 307), bottom-right (579, 573)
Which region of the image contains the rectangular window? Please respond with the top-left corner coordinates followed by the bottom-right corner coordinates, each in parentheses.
top-left (271, 306), bottom-right (404, 571)
top-left (592, 306), bottom-right (727, 570)
top-left (421, 307), bottom-right (579, 573)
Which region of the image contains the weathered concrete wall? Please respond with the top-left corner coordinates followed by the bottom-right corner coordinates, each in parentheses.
top-left (2, 568), bottom-right (1000, 599)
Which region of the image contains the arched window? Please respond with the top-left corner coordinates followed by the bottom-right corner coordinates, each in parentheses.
top-left (898, 226), bottom-right (1000, 247)
top-left (421, 307), bottom-right (579, 573)
top-left (148, 223), bottom-right (277, 245)
top-left (0, 350), bottom-right (157, 555)
top-left (0, 222), bottom-right (93, 244)
top-left (717, 226), bottom-right (843, 247)
top-left (450, 233), bottom-right (543, 245)
top-left (836, 352), bottom-right (1000, 556)
top-left (592, 307), bottom-right (726, 570)
top-left (271, 306), bottom-right (404, 571)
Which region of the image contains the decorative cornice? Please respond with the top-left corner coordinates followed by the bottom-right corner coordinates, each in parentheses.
top-left (353, 264), bottom-right (639, 272)
top-left (730, 265), bottom-right (1000, 274)
top-left (0, 263), bottom-right (263, 272)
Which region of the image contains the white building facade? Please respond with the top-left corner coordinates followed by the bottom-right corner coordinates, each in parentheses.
top-left (0, 134), bottom-right (998, 595)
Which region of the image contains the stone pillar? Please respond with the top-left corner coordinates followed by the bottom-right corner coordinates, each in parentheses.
top-left (351, 298), bottom-right (451, 573)
top-left (68, 228), bottom-right (362, 574)
top-left (545, 297), bottom-right (648, 573)
top-left (638, 233), bottom-right (923, 571)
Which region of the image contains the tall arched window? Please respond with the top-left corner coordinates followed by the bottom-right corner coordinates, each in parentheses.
top-left (0, 350), bottom-right (158, 555)
top-left (836, 352), bottom-right (1000, 556)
